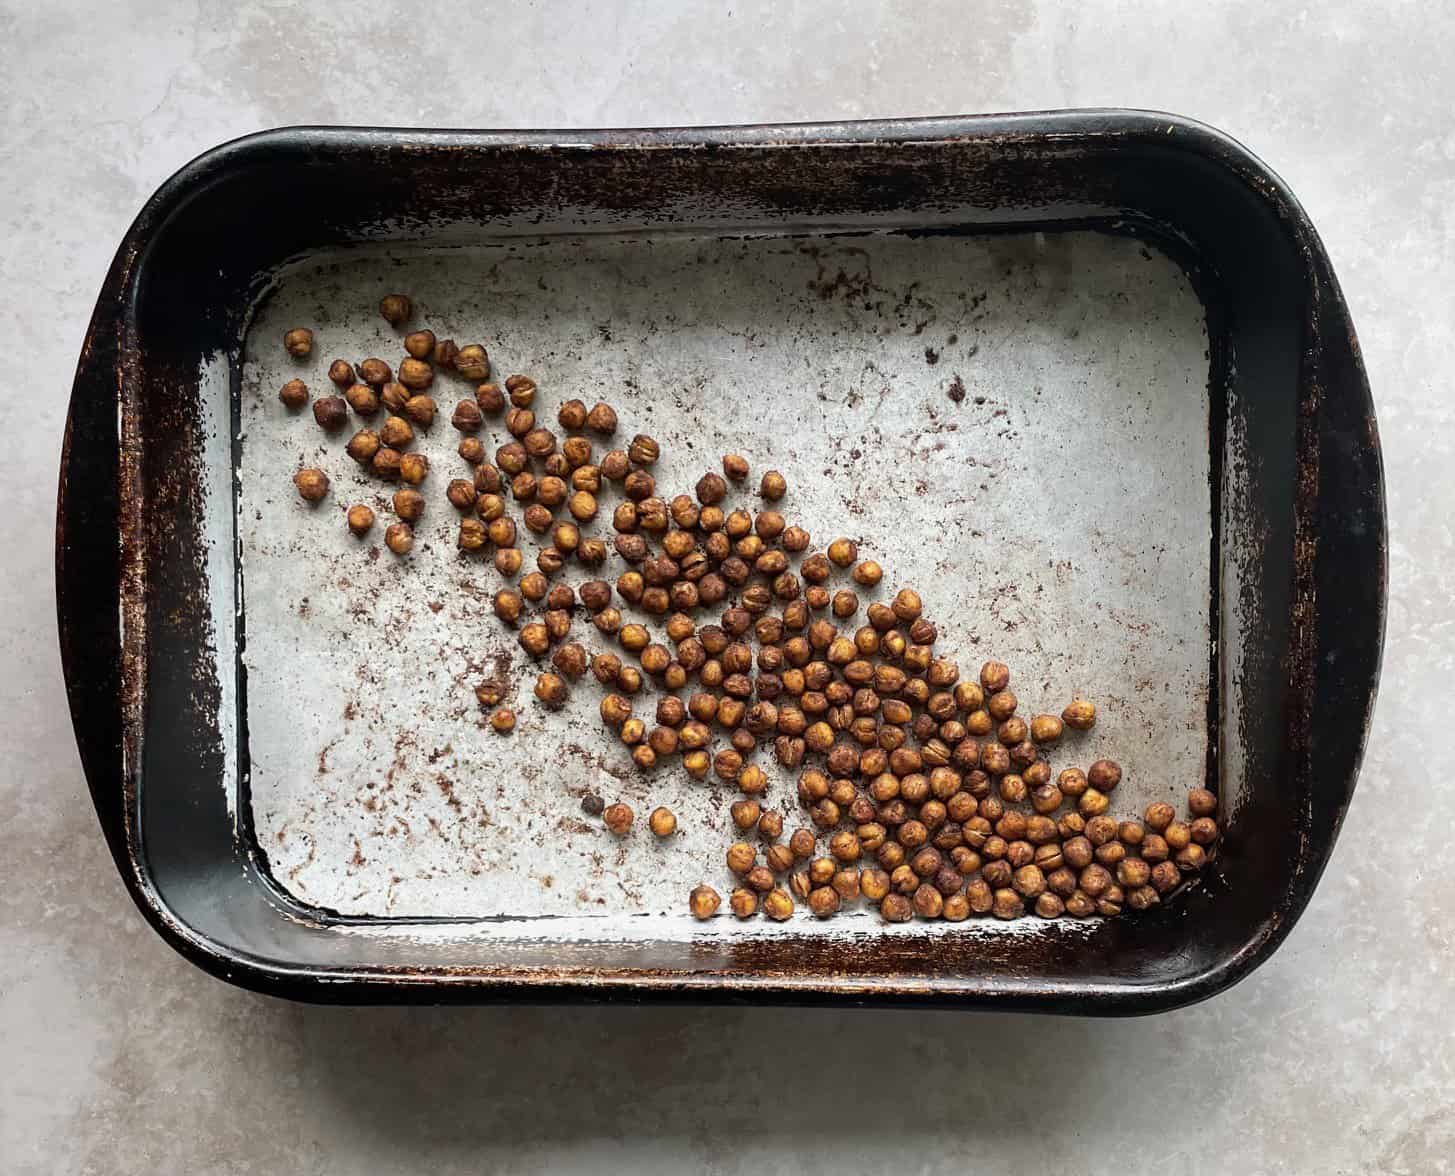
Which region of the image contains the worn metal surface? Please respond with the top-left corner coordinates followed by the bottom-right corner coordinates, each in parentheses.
top-left (238, 228), bottom-right (1211, 925)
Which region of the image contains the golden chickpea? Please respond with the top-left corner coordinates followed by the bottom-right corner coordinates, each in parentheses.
top-left (292, 468), bottom-right (329, 503)
top-left (383, 522), bottom-right (413, 554)
top-left (603, 803), bottom-right (634, 835)
top-left (689, 885), bottom-right (721, 920)
top-left (1030, 714), bottom-right (1064, 744)
top-left (809, 887), bottom-right (840, 918)
top-left (1061, 699), bottom-right (1096, 730)
top-left (762, 888), bottom-right (795, 920)
top-left (730, 888), bottom-right (758, 919)
top-left (1144, 802), bottom-right (1176, 831)
top-left (343, 503), bottom-right (375, 536)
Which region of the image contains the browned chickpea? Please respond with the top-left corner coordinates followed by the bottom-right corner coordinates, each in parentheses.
top-left (460, 384), bottom-right (499, 419)
top-left (344, 503), bottom-right (374, 536)
top-left (886, 587), bottom-right (919, 622)
top-left (1061, 699), bottom-right (1096, 730)
top-left (1116, 858), bottom-right (1151, 889)
top-left (376, 293), bottom-right (411, 326)
top-left (1034, 893), bottom-right (1065, 919)
top-left (1030, 714), bottom-right (1064, 744)
top-left (311, 395), bottom-right (348, 431)
top-left (449, 344), bottom-right (487, 381)
top-left (725, 797), bottom-right (759, 831)
top-left (1056, 768), bottom-right (1089, 799)
top-left (563, 490), bottom-right (597, 523)
top-left (517, 621), bottom-right (550, 657)
top-left (1144, 802), bottom-right (1176, 831)
top-left (817, 539), bottom-right (855, 571)
top-left (585, 401), bottom-right (617, 434)
top-left (908, 884), bottom-right (941, 919)
top-left (557, 398), bottom-right (588, 430)
top-left (371, 447), bottom-right (403, 481)
top-left (991, 889), bottom-right (1024, 919)
top-left (978, 661), bottom-right (1009, 693)
top-left (403, 393), bottom-right (436, 429)
top-left (488, 707), bottom-right (515, 735)
top-left (763, 843), bottom-right (794, 875)
top-left (355, 358), bottom-right (391, 388)
top-left (997, 717), bottom-right (1029, 747)
top-left (738, 764), bottom-right (768, 796)
top-left (344, 380), bottom-right (380, 416)
top-left (398, 357), bottom-right (433, 391)
top-left (806, 886), bottom-right (838, 918)
top-left (1175, 843), bottom-right (1207, 872)
top-left (589, 451), bottom-right (624, 485)
top-left (277, 377), bottom-right (309, 410)
top-left (877, 893), bottom-right (910, 923)
top-left (398, 328), bottom-right (433, 358)
top-left (829, 830), bottom-right (862, 863)
top-left (1164, 821), bottom-right (1192, 851)
top-left (389, 488), bottom-right (423, 523)
top-left (292, 468), bottom-right (329, 503)
top-left (521, 427), bottom-right (555, 458)
top-left (379, 380), bottom-right (409, 414)
top-left (503, 407), bottom-right (534, 440)
top-left (845, 867), bottom-right (883, 903)
top-left (759, 469), bottom-right (786, 500)
top-left (1147, 861), bottom-right (1179, 894)
top-left (852, 561), bottom-right (883, 588)
top-left (957, 877), bottom-right (989, 915)
top-left (452, 399), bottom-right (483, 433)
top-left (532, 672), bottom-right (566, 708)
top-left (599, 802), bottom-right (633, 835)
top-left (283, 327), bottom-right (313, 357)
top-left (690, 884), bottom-right (721, 920)
top-left (1187, 787), bottom-right (1218, 818)
top-left (1123, 885), bottom-right (1158, 912)
top-left (1063, 890), bottom-right (1095, 918)
top-left (1087, 759), bottom-right (1122, 791)
top-left (763, 888), bottom-right (795, 921)
top-left (1189, 817), bottom-right (1219, 846)
top-left (724, 888), bottom-right (756, 919)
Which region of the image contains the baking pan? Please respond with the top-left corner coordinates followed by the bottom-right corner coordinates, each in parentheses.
top-left (57, 111), bottom-right (1385, 1011)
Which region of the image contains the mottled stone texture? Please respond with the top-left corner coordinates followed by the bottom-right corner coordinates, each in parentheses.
top-left (2, 2), bottom-right (1451, 1174)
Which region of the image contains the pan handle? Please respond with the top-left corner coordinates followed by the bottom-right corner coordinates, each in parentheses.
top-left (56, 274), bottom-right (130, 866)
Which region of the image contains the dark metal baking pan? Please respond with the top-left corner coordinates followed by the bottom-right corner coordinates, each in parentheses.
top-left (57, 111), bottom-right (1385, 1011)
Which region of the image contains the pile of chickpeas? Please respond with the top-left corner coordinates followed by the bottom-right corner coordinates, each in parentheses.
top-left (279, 295), bottom-right (1221, 925)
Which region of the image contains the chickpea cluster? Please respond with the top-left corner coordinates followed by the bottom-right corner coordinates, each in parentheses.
top-left (275, 295), bottom-right (1221, 924)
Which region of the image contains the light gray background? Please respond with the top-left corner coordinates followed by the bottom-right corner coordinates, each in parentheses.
top-left (2, 2), bottom-right (1449, 1173)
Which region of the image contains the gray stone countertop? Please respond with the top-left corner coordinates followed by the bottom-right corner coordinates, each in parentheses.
top-left (2, 2), bottom-right (1450, 1173)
